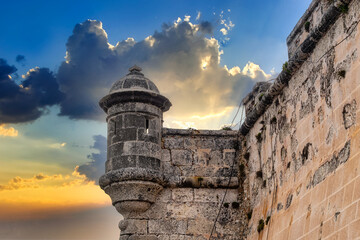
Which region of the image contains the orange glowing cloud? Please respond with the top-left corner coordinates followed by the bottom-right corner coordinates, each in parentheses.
top-left (0, 167), bottom-right (94, 191)
top-left (0, 167), bottom-right (110, 220)
top-left (0, 124), bottom-right (18, 137)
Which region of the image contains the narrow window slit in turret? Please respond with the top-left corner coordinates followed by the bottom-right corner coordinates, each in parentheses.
top-left (146, 119), bottom-right (149, 134)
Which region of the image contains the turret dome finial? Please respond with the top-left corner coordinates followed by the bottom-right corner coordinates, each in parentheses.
top-left (129, 65), bottom-right (142, 73)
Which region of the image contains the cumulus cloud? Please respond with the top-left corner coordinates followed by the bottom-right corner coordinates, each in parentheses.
top-left (0, 59), bottom-right (64, 124)
top-left (0, 124), bottom-right (18, 137)
top-left (1, 17), bottom-right (273, 127)
top-left (57, 19), bottom-right (273, 124)
top-left (77, 135), bottom-right (106, 183)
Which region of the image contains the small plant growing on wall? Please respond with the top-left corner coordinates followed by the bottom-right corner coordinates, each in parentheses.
top-left (257, 219), bottom-right (265, 233)
top-left (282, 61), bottom-right (291, 74)
top-left (338, 4), bottom-right (348, 13)
top-left (258, 93), bottom-right (264, 101)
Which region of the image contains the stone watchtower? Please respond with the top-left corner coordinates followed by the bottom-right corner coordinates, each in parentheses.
top-left (99, 66), bottom-right (242, 239)
top-left (99, 65), bottom-right (171, 218)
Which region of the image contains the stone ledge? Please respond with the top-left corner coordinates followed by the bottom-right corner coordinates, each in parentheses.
top-left (240, 0), bottom-right (353, 136)
top-left (169, 176), bottom-right (239, 189)
top-left (286, 0), bottom-right (322, 55)
top-left (162, 128), bottom-right (238, 137)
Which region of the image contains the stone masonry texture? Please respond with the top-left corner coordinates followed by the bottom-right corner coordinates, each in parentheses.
top-left (242, 0), bottom-right (360, 239)
top-left (99, 0), bottom-right (360, 239)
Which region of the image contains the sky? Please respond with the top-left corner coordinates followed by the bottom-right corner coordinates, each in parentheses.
top-left (0, 0), bottom-right (311, 239)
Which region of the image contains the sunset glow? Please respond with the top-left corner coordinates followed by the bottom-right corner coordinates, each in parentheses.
top-left (0, 0), bottom-right (312, 239)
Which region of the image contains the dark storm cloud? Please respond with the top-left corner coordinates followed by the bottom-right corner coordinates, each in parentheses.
top-left (15, 55), bottom-right (26, 65)
top-left (57, 19), bottom-right (272, 122)
top-left (77, 135), bottom-right (106, 183)
top-left (0, 59), bottom-right (64, 123)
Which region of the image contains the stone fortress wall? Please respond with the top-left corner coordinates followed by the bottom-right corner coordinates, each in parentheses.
top-left (120, 129), bottom-right (243, 239)
top-left (242, 0), bottom-right (360, 239)
top-left (98, 0), bottom-right (360, 239)
top-left (98, 66), bottom-right (245, 239)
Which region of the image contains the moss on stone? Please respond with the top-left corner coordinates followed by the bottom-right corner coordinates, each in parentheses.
top-left (282, 61), bottom-right (291, 74)
top-left (266, 215), bottom-right (271, 225)
top-left (257, 219), bottom-right (265, 233)
top-left (338, 4), bottom-right (348, 14)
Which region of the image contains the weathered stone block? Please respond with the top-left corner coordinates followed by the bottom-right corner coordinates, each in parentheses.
top-left (169, 235), bottom-right (193, 240)
top-left (123, 141), bottom-right (161, 159)
top-left (105, 160), bottom-right (112, 172)
top-left (128, 235), bottom-right (159, 240)
top-left (193, 149), bottom-right (210, 165)
top-left (111, 155), bottom-right (137, 170)
top-left (148, 219), bottom-right (187, 234)
top-left (161, 149), bottom-right (171, 162)
top-left (164, 138), bottom-right (184, 149)
top-left (113, 128), bottom-right (137, 142)
top-left (138, 156), bottom-right (161, 171)
top-left (172, 188), bottom-right (194, 202)
top-left (195, 139), bottom-right (215, 149)
top-left (171, 149), bottom-right (193, 166)
top-left (119, 219), bottom-right (147, 235)
top-left (214, 138), bottom-right (237, 150)
top-left (109, 142), bottom-right (124, 158)
top-left (208, 150), bottom-right (223, 166)
top-left (194, 189), bottom-right (238, 203)
top-left (124, 114), bottom-right (146, 128)
top-left (187, 219), bottom-right (213, 235)
top-left (223, 150), bottom-right (236, 166)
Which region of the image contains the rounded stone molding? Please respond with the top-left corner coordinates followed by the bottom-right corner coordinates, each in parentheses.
top-left (104, 181), bottom-right (163, 215)
top-left (99, 168), bottom-right (164, 188)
